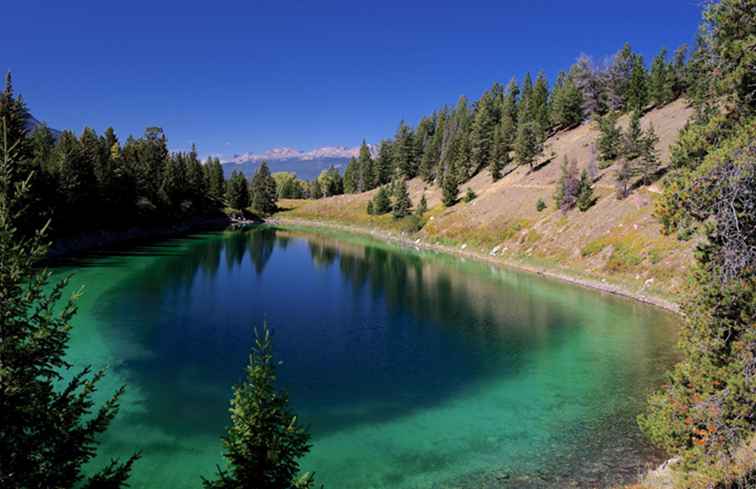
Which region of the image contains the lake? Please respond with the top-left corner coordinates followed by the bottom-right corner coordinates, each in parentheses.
top-left (54, 226), bottom-right (680, 488)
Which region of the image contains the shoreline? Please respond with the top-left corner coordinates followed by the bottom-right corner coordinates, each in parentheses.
top-left (268, 216), bottom-right (681, 315)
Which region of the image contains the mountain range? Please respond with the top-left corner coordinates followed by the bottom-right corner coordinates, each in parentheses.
top-left (222, 145), bottom-right (376, 180)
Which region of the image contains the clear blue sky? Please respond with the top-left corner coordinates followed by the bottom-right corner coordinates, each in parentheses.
top-left (4, 1), bottom-right (701, 159)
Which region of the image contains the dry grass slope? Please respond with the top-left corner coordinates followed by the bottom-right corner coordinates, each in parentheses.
top-left (276, 99), bottom-right (696, 304)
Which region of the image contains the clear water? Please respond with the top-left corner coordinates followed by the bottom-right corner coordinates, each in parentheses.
top-left (53, 226), bottom-right (680, 489)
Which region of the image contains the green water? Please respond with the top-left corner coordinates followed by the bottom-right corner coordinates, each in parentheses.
top-left (53, 226), bottom-right (680, 489)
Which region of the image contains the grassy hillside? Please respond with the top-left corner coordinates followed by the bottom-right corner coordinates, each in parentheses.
top-left (275, 98), bottom-right (696, 305)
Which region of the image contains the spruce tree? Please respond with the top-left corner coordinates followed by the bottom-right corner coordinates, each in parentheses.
top-left (614, 159), bottom-right (633, 199)
top-left (357, 140), bottom-right (374, 191)
top-left (470, 89), bottom-right (496, 175)
top-left (343, 157), bottom-right (358, 194)
top-left (576, 169), bottom-right (594, 211)
top-left (372, 185), bottom-right (391, 214)
top-left (637, 123), bottom-right (660, 185)
top-left (394, 122), bottom-right (416, 179)
top-left (203, 324), bottom-right (315, 489)
top-left (627, 55), bottom-right (649, 112)
top-left (391, 178), bottom-right (411, 218)
top-left (464, 187), bottom-right (476, 203)
top-left (606, 43), bottom-right (636, 111)
top-left (550, 75), bottom-right (584, 129)
top-left (670, 44), bottom-right (689, 99)
top-left (649, 48), bottom-right (673, 107)
top-left (514, 121), bottom-right (542, 169)
top-left (250, 161), bottom-right (277, 215)
top-left (226, 170), bottom-right (250, 211)
top-left (597, 112), bottom-right (622, 162)
top-left (531, 71), bottom-right (551, 134)
top-left (374, 141), bottom-right (394, 186)
top-left (0, 118), bottom-right (139, 489)
top-left (441, 163), bottom-right (459, 207)
top-left (623, 110), bottom-right (645, 159)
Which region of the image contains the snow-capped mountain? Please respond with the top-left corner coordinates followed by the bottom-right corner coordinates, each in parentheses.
top-left (223, 144), bottom-right (375, 180)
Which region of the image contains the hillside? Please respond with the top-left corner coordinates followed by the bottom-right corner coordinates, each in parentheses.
top-left (275, 98), bottom-right (696, 306)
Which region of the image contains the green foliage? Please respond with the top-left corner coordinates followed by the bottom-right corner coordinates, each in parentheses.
top-left (274, 172), bottom-right (305, 199)
top-left (366, 200), bottom-right (374, 215)
top-left (514, 121), bottom-right (542, 168)
top-left (370, 185), bottom-right (391, 215)
top-left (226, 170), bottom-right (250, 211)
top-left (250, 161), bottom-right (277, 215)
top-left (535, 197), bottom-right (546, 212)
top-left (415, 193), bottom-right (428, 217)
top-left (576, 169), bottom-right (594, 211)
top-left (0, 118), bottom-right (138, 489)
top-left (203, 324), bottom-right (315, 489)
top-left (648, 48), bottom-right (674, 106)
top-left (614, 159), bottom-right (633, 200)
top-left (626, 54), bottom-right (648, 112)
top-left (597, 112), bottom-right (623, 163)
top-left (470, 88), bottom-right (496, 175)
top-left (623, 110), bottom-right (645, 160)
top-left (553, 156), bottom-right (579, 211)
top-left (391, 178), bottom-right (412, 218)
top-left (441, 164), bottom-right (459, 207)
top-left (550, 73), bottom-right (584, 129)
top-left (464, 187), bottom-right (476, 203)
top-left (636, 122), bottom-right (660, 185)
top-left (317, 166), bottom-right (343, 197)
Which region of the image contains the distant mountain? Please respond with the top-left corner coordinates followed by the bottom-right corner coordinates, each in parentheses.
top-left (222, 145), bottom-right (376, 180)
top-left (25, 113), bottom-right (61, 138)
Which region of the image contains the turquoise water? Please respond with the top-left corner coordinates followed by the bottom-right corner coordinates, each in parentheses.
top-left (53, 226), bottom-right (680, 488)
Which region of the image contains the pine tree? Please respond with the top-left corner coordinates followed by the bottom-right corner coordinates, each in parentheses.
top-left (207, 157), bottom-right (226, 202)
top-left (343, 157), bottom-right (358, 193)
top-left (597, 112), bottom-right (622, 163)
top-left (623, 110), bottom-right (645, 159)
top-left (464, 187), bottom-right (476, 203)
top-left (203, 324), bottom-right (315, 489)
top-left (570, 55), bottom-right (605, 118)
top-left (514, 121), bottom-right (542, 169)
top-left (520, 72), bottom-right (533, 120)
top-left (0, 118), bottom-right (139, 489)
top-left (530, 71), bottom-right (551, 134)
top-left (670, 44), bottom-right (689, 99)
top-left (648, 48), bottom-right (673, 107)
top-left (627, 55), bottom-right (649, 112)
top-left (553, 156), bottom-right (579, 211)
top-left (372, 185), bottom-right (391, 214)
top-left (470, 89), bottom-right (496, 175)
top-left (391, 178), bottom-right (411, 218)
top-left (394, 122), bottom-right (416, 178)
top-left (637, 123), bottom-right (660, 185)
top-left (489, 125), bottom-right (507, 181)
top-left (374, 141), bottom-right (394, 185)
top-left (366, 200), bottom-right (374, 215)
top-left (357, 140), bottom-right (374, 191)
top-left (606, 43), bottom-right (636, 111)
top-left (250, 161), bottom-right (277, 215)
top-left (226, 170), bottom-right (250, 211)
top-left (576, 169), bottom-right (594, 211)
top-left (441, 163), bottom-right (459, 207)
top-left (550, 74), bottom-right (584, 129)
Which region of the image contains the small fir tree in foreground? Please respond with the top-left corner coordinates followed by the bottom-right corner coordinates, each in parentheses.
top-left (464, 187), bottom-right (476, 203)
top-left (441, 165), bottom-right (459, 207)
top-left (536, 197), bottom-right (546, 212)
top-left (637, 123), bottom-right (660, 185)
top-left (514, 121), bottom-right (542, 169)
top-left (203, 324), bottom-right (315, 489)
top-left (0, 118), bottom-right (139, 489)
top-left (623, 110), bottom-right (645, 160)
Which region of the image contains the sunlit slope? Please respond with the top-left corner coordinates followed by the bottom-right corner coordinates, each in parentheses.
top-left (278, 99), bottom-right (696, 301)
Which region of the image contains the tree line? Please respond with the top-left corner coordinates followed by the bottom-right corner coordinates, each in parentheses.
top-left (0, 75), bottom-right (228, 238)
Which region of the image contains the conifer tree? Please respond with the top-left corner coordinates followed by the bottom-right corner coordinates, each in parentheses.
top-left (648, 48), bottom-right (673, 107)
top-left (670, 44), bottom-right (689, 99)
top-left (514, 121), bottom-right (542, 169)
top-left (374, 141), bottom-right (394, 186)
top-left (371, 185), bottom-right (391, 214)
top-left (627, 55), bottom-right (649, 112)
top-left (343, 157), bottom-right (358, 194)
top-left (576, 169), bottom-right (594, 211)
top-left (570, 55), bottom-right (605, 117)
top-left (606, 43), bottom-right (636, 111)
top-left (441, 163), bottom-right (459, 207)
top-left (203, 324), bottom-right (315, 489)
top-left (623, 110), bottom-right (645, 159)
top-left (393, 122), bottom-right (416, 179)
top-left (530, 71), bottom-right (551, 134)
top-left (366, 200), bottom-right (374, 215)
top-left (637, 123), bottom-right (660, 185)
top-left (489, 125), bottom-right (508, 181)
top-left (357, 140), bottom-right (374, 191)
top-left (226, 170), bottom-right (250, 211)
top-left (470, 89), bottom-right (496, 175)
top-left (597, 112), bottom-right (622, 162)
top-left (391, 178), bottom-right (411, 218)
top-left (464, 187), bottom-right (476, 203)
top-left (0, 118), bottom-right (139, 489)
top-left (550, 74), bottom-right (584, 129)
top-left (553, 156), bottom-right (579, 211)
top-left (614, 159), bottom-right (633, 199)
top-left (250, 161), bottom-right (277, 215)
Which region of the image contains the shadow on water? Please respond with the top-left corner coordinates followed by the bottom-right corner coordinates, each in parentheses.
top-left (61, 226), bottom-right (680, 488)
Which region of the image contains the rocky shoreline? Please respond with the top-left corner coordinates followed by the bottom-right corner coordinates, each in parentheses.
top-left (268, 217), bottom-right (681, 315)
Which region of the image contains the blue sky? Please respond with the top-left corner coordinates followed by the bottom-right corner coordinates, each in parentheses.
top-left (4, 1), bottom-right (701, 159)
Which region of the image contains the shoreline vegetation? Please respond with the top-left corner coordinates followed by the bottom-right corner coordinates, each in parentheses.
top-left (267, 216), bottom-right (681, 314)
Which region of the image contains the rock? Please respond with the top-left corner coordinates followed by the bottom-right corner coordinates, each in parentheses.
top-left (461, 243), bottom-right (467, 250)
